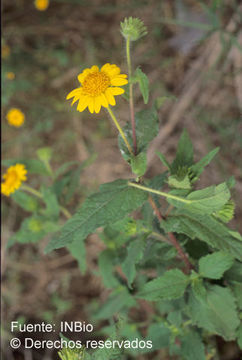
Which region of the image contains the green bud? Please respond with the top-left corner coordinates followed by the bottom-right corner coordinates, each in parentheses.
top-left (36, 147), bottom-right (52, 163)
top-left (120, 17), bottom-right (147, 41)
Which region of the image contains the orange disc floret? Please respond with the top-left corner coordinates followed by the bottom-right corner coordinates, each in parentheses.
top-left (6, 108), bottom-right (25, 127)
top-left (1, 164), bottom-right (27, 196)
top-left (66, 63), bottom-right (128, 114)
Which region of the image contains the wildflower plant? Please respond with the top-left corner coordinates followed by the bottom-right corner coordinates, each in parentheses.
top-left (3, 16), bottom-right (242, 360)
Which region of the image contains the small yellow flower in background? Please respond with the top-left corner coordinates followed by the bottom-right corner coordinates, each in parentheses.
top-left (66, 63), bottom-right (128, 114)
top-left (34, 0), bottom-right (49, 11)
top-left (1, 164), bottom-right (27, 196)
top-left (6, 108), bottom-right (25, 127)
top-left (6, 72), bottom-right (15, 80)
top-left (2, 44), bottom-right (10, 59)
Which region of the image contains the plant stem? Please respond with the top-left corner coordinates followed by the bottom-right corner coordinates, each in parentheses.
top-left (148, 195), bottom-right (192, 273)
top-left (126, 36), bottom-right (137, 155)
top-left (107, 106), bottom-right (134, 156)
top-left (128, 181), bottom-right (191, 204)
top-left (21, 184), bottom-right (72, 219)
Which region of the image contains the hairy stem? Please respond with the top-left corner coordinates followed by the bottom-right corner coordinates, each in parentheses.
top-left (126, 36), bottom-right (137, 155)
top-left (148, 195), bottom-right (192, 273)
top-left (21, 184), bottom-right (72, 219)
top-left (107, 106), bottom-right (134, 156)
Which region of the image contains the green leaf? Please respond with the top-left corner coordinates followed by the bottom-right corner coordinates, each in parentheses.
top-left (190, 147), bottom-right (219, 181)
top-left (146, 323), bottom-right (170, 350)
top-left (134, 67), bottom-right (149, 104)
top-left (237, 323), bottom-right (242, 350)
top-left (45, 179), bottom-right (148, 252)
top-left (188, 285), bottom-right (240, 340)
top-left (168, 183), bottom-right (231, 214)
top-left (41, 186), bottom-right (60, 219)
top-left (156, 151), bottom-right (170, 169)
top-left (94, 287), bottom-right (136, 320)
top-left (181, 331), bottom-right (205, 360)
top-left (137, 269), bottom-right (188, 301)
top-left (118, 108), bottom-right (159, 160)
top-left (130, 152), bottom-right (147, 176)
top-left (168, 173), bottom-right (192, 190)
top-left (36, 147), bottom-right (52, 163)
top-left (199, 251), bottom-right (234, 279)
top-left (98, 249), bottom-right (119, 288)
top-left (170, 130), bottom-right (193, 174)
top-left (11, 191), bottom-right (39, 212)
top-left (67, 233), bottom-right (86, 274)
top-left (122, 238), bottom-right (145, 288)
top-left (161, 210), bottom-right (242, 261)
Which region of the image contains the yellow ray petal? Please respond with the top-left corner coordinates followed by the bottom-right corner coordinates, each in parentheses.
top-left (88, 97), bottom-right (95, 113)
top-left (99, 93), bottom-right (109, 108)
top-left (110, 77), bottom-right (128, 86)
top-left (94, 97), bottom-right (102, 113)
top-left (109, 87), bottom-right (125, 95)
top-left (105, 88), bottom-right (116, 106)
top-left (77, 96), bottom-right (89, 112)
top-left (66, 88), bottom-right (82, 100)
top-left (90, 65), bottom-right (99, 73)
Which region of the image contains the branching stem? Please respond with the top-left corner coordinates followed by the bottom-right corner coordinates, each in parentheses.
top-left (21, 184), bottom-right (72, 219)
top-left (148, 196), bottom-right (193, 273)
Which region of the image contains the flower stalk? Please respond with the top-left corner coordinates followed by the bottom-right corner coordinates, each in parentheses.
top-left (107, 107), bottom-right (134, 156)
top-left (21, 184), bottom-right (72, 219)
top-left (126, 36), bottom-right (137, 155)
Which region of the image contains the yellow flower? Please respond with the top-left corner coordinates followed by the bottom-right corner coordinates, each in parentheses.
top-left (1, 164), bottom-right (27, 196)
top-left (6, 72), bottom-right (15, 80)
top-left (6, 108), bottom-right (25, 127)
top-left (2, 44), bottom-right (10, 59)
top-left (66, 63), bottom-right (128, 114)
top-left (34, 0), bottom-right (49, 11)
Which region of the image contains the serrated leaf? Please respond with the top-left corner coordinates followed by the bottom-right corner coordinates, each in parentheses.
top-left (45, 179), bottom-right (148, 252)
top-left (118, 108), bottom-right (158, 160)
top-left (168, 173), bottom-right (192, 190)
top-left (170, 130), bottom-right (193, 174)
top-left (122, 238), bottom-right (145, 288)
top-left (137, 269), bottom-right (188, 301)
top-left (130, 151), bottom-right (147, 176)
top-left (168, 183), bottom-right (231, 214)
top-left (134, 67), bottom-right (149, 104)
top-left (161, 210), bottom-right (242, 261)
top-left (199, 251), bottom-right (234, 279)
top-left (11, 191), bottom-right (39, 212)
top-left (181, 332), bottom-right (205, 360)
top-left (188, 285), bottom-right (240, 340)
top-left (98, 249), bottom-right (119, 288)
top-left (190, 147), bottom-right (219, 181)
top-left (213, 200), bottom-right (235, 223)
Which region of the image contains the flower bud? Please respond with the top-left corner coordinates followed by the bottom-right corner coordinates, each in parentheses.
top-left (120, 17), bottom-right (147, 41)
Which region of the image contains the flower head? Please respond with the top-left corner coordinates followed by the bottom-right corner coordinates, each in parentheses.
top-left (6, 72), bottom-right (15, 80)
top-left (34, 0), bottom-right (49, 11)
top-left (120, 17), bottom-right (147, 41)
top-left (6, 108), bottom-right (25, 127)
top-left (2, 44), bottom-right (10, 59)
top-left (66, 63), bottom-right (128, 114)
top-left (1, 164), bottom-right (27, 196)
